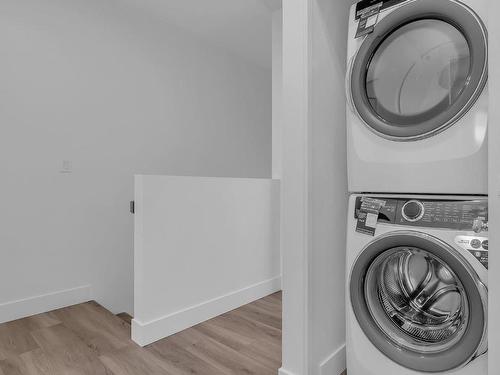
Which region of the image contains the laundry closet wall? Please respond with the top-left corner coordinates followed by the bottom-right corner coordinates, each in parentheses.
top-left (281, 0), bottom-right (351, 374)
top-left (0, 0), bottom-right (271, 320)
top-left (488, 1), bottom-right (500, 373)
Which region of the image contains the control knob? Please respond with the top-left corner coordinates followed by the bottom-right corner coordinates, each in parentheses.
top-left (402, 200), bottom-right (425, 222)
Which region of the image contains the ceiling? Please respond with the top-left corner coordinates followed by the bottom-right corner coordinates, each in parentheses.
top-left (122, 0), bottom-right (281, 69)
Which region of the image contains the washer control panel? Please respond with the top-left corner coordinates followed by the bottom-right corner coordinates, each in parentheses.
top-left (455, 235), bottom-right (489, 269)
top-left (397, 199), bottom-right (488, 231)
top-left (354, 197), bottom-right (488, 231)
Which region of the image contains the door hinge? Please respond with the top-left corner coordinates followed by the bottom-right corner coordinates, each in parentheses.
top-left (130, 201), bottom-right (135, 214)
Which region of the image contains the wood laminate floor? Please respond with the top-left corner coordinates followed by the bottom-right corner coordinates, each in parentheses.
top-left (0, 293), bottom-right (347, 375)
top-left (0, 293), bottom-right (283, 375)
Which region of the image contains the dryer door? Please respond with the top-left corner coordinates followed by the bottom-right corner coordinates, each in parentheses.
top-left (350, 231), bottom-right (487, 373)
top-left (349, 0), bottom-right (487, 141)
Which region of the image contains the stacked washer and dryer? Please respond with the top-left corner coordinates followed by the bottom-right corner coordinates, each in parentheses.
top-left (345, 0), bottom-right (489, 374)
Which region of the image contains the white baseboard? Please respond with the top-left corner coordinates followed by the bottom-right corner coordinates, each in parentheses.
top-left (278, 368), bottom-right (297, 375)
top-left (0, 285), bottom-right (92, 324)
top-left (132, 276), bottom-right (282, 347)
top-left (278, 345), bottom-right (346, 375)
top-left (319, 344), bottom-right (346, 375)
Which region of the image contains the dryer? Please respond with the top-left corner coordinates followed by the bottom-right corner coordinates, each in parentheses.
top-left (346, 0), bottom-right (488, 194)
top-left (346, 194), bottom-right (488, 375)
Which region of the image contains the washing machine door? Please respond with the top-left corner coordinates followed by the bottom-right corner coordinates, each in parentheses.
top-left (348, 0), bottom-right (487, 141)
top-left (350, 231), bottom-right (487, 373)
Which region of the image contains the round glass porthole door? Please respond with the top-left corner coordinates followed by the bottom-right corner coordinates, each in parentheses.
top-left (350, 232), bottom-right (487, 373)
top-left (366, 248), bottom-right (468, 352)
top-left (350, 0), bottom-right (488, 140)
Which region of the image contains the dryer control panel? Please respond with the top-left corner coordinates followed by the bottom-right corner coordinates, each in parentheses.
top-left (354, 197), bottom-right (488, 231)
top-left (355, 0), bottom-right (408, 20)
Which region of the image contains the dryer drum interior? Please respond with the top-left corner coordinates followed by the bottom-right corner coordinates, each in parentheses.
top-left (350, 232), bottom-right (487, 373)
top-left (349, 0), bottom-right (488, 140)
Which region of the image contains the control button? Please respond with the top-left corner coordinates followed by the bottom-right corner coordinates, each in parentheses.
top-left (470, 239), bottom-right (482, 249)
top-left (472, 218), bottom-right (488, 233)
top-left (475, 251), bottom-right (482, 258)
top-left (482, 240), bottom-right (488, 250)
top-left (402, 200), bottom-right (425, 222)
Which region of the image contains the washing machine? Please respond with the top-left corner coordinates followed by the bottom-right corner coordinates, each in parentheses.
top-left (346, 194), bottom-right (488, 374)
top-left (346, 0), bottom-right (488, 194)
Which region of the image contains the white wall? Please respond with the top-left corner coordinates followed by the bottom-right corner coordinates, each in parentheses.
top-left (488, 1), bottom-right (500, 373)
top-left (132, 175), bottom-right (281, 346)
top-left (280, 0), bottom-right (311, 373)
top-left (0, 0), bottom-right (271, 319)
top-left (280, 0), bottom-right (350, 374)
top-left (272, 8), bottom-right (283, 179)
top-left (309, 0), bottom-right (350, 373)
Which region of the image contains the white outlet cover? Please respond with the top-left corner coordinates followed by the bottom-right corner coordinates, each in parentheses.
top-left (60, 160), bottom-right (72, 173)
